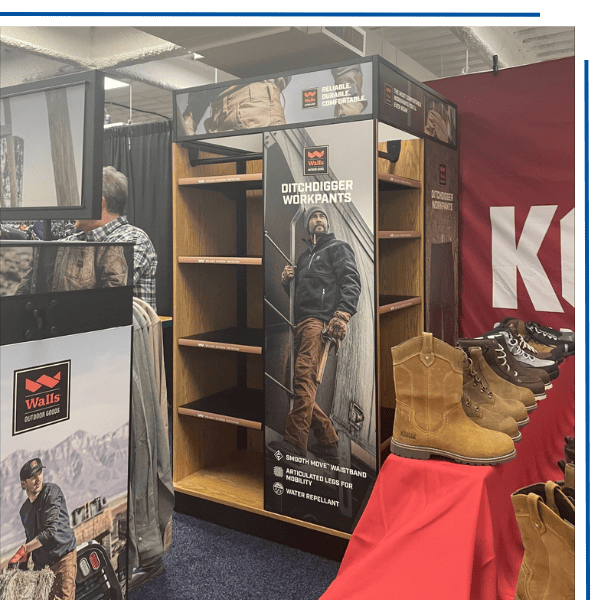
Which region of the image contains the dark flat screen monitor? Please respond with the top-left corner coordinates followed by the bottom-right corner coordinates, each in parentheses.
top-left (0, 70), bottom-right (104, 221)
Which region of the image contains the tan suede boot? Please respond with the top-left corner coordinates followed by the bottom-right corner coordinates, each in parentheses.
top-left (511, 481), bottom-right (575, 600)
top-left (461, 393), bottom-right (522, 443)
top-left (467, 346), bottom-right (538, 413)
top-left (462, 352), bottom-right (530, 429)
top-left (390, 333), bottom-right (516, 465)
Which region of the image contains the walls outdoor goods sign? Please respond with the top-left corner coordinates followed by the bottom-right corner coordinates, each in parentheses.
top-left (13, 360), bottom-right (71, 435)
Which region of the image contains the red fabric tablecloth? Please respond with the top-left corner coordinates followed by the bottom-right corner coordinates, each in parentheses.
top-left (321, 357), bottom-right (574, 600)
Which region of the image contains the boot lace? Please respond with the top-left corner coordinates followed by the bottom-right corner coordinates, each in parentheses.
top-left (505, 335), bottom-right (537, 364)
top-left (465, 358), bottom-right (493, 399)
top-left (527, 322), bottom-right (559, 342)
top-left (516, 333), bottom-right (538, 355)
top-left (494, 344), bottom-right (520, 377)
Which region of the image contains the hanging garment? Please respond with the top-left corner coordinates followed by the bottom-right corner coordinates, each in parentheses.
top-left (129, 302), bottom-right (174, 570)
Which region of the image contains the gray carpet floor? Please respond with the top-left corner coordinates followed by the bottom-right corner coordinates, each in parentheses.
top-left (129, 511), bottom-right (340, 599)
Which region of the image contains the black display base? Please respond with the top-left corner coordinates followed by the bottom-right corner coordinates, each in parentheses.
top-left (174, 492), bottom-right (349, 563)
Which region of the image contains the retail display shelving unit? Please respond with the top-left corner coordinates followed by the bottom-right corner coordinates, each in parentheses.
top-left (171, 56), bottom-right (458, 537)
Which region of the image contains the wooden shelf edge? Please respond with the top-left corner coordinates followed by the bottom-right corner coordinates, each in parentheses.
top-left (377, 172), bottom-right (421, 189)
top-left (179, 256), bottom-right (263, 265)
top-left (178, 406), bottom-right (263, 430)
top-left (179, 173), bottom-right (263, 187)
top-left (378, 231), bottom-right (420, 240)
top-left (378, 296), bottom-right (422, 315)
top-left (173, 482), bottom-right (351, 540)
top-left (179, 338), bottom-right (263, 355)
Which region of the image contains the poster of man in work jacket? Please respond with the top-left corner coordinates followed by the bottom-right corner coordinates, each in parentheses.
top-left (263, 119), bottom-right (376, 534)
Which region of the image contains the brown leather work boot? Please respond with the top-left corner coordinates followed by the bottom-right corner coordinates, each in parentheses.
top-left (511, 481), bottom-right (575, 600)
top-left (390, 333), bottom-right (516, 465)
top-left (460, 394), bottom-right (521, 443)
top-left (500, 318), bottom-right (565, 364)
top-left (465, 346), bottom-right (537, 413)
top-left (459, 337), bottom-right (549, 398)
top-left (462, 352), bottom-right (530, 430)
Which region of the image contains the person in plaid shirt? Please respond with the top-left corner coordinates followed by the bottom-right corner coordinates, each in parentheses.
top-left (69, 166), bottom-right (157, 310)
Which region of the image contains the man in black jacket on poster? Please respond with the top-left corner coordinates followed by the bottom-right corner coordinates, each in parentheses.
top-left (9, 458), bottom-right (77, 600)
top-left (271, 206), bottom-right (361, 466)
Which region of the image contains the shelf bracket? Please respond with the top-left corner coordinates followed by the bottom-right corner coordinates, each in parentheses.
top-left (378, 140), bottom-right (401, 163)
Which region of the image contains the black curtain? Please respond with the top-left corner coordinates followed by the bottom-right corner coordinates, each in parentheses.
top-left (103, 121), bottom-right (172, 316)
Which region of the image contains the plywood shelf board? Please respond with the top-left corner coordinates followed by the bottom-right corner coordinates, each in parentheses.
top-left (377, 172), bottom-right (421, 190)
top-left (378, 295), bottom-right (422, 314)
top-left (178, 387), bottom-right (264, 430)
top-left (179, 256), bottom-right (263, 265)
top-left (179, 173), bottom-right (263, 190)
top-left (179, 327), bottom-right (263, 354)
top-left (378, 231), bottom-right (420, 240)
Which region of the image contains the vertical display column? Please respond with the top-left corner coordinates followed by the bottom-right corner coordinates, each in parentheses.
top-left (262, 120), bottom-right (377, 534)
top-left (424, 140), bottom-right (459, 345)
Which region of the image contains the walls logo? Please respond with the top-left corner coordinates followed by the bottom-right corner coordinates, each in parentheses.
top-left (384, 83), bottom-right (393, 106)
top-left (439, 163), bottom-right (447, 186)
top-left (303, 146), bottom-right (329, 175)
top-left (13, 360), bottom-right (71, 435)
top-left (302, 88), bottom-right (318, 109)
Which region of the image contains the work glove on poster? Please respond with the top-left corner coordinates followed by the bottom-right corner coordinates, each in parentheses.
top-left (281, 265), bottom-right (295, 284)
top-left (9, 545), bottom-right (28, 564)
top-left (326, 311), bottom-right (351, 341)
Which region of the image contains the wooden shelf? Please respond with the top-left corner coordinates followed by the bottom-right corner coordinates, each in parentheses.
top-left (378, 295), bottom-right (422, 315)
top-left (178, 256), bottom-right (263, 265)
top-left (173, 456), bottom-right (351, 540)
top-left (178, 173), bottom-right (263, 190)
top-left (378, 231), bottom-right (420, 240)
top-left (179, 327), bottom-right (263, 354)
top-left (178, 387), bottom-right (263, 430)
top-left (377, 172), bottom-right (421, 190)
top-left (174, 450), bottom-right (264, 511)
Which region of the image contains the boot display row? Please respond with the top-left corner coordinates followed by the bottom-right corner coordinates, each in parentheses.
top-left (389, 319), bottom-right (574, 466)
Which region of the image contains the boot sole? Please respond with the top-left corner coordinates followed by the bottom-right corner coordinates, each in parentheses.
top-left (516, 417), bottom-right (530, 428)
top-left (534, 392), bottom-right (546, 400)
top-left (525, 403), bottom-right (538, 413)
top-left (390, 437), bottom-right (516, 466)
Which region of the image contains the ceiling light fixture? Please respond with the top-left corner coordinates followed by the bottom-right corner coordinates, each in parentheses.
top-left (104, 77), bottom-right (130, 90)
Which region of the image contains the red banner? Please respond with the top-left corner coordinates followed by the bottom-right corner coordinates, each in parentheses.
top-left (427, 58), bottom-right (575, 338)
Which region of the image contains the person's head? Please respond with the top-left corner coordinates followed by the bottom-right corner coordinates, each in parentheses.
top-left (305, 206), bottom-right (329, 238)
top-left (101, 166), bottom-right (128, 216)
top-left (75, 166), bottom-right (128, 232)
top-left (20, 458), bottom-right (45, 499)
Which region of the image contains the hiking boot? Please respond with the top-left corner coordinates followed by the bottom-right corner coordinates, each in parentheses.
top-left (500, 318), bottom-right (565, 364)
top-left (463, 345), bottom-right (537, 413)
top-left (525, 321), bottom-right (575, 352)
top-left (390, 333), bottom-right (516, 465)
top-left (492, 329), bottom-right (560, 380)
top-left (461, 349), bottom-right (531, 427)
top-left (525, 321), bottom-right (574, 356)
top-left (460, 337), bottom-right (548, 399)
top-left (460, 394), bottom-right (521, 442)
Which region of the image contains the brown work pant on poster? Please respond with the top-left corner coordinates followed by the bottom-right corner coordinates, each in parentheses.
top-left (284, 318), bottom-right (339, 451)
top-left (49, 549), bottom-right (77, 600)
top-left (204, 81), bottom-right (286, 132)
